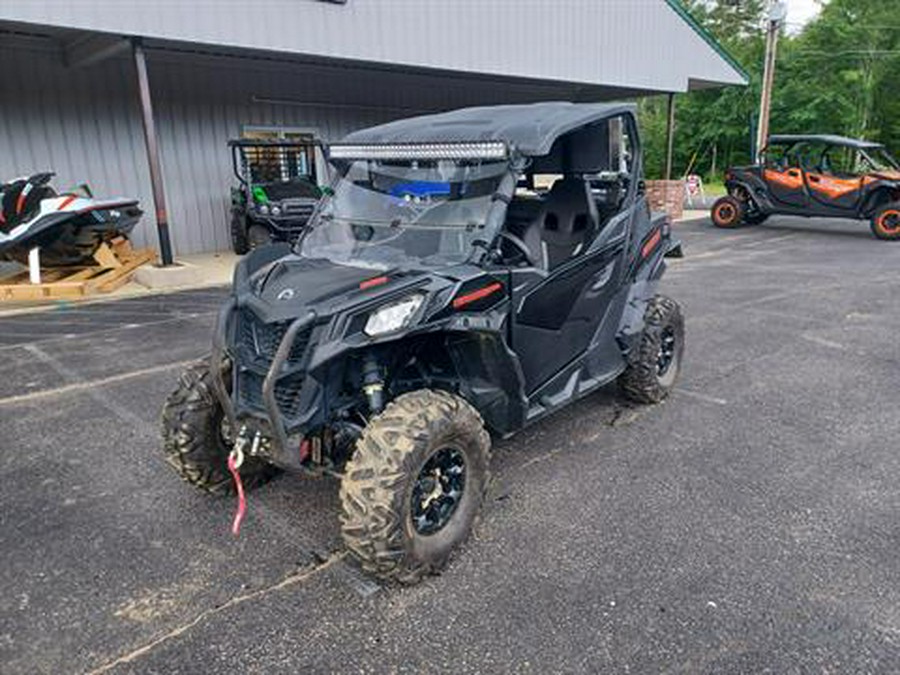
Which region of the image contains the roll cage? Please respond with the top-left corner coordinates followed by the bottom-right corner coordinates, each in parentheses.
top-left (318, 104), bottom-right (645, 272)
top-left (762, 137), bottom-right (899, 178)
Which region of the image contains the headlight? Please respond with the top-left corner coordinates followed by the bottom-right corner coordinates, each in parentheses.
top-left (271, 205), bottom-right (282, 216)
top-left (364, 294), bottom-right (424, 336)
top-left (258, 204), bottom-right (270, 215)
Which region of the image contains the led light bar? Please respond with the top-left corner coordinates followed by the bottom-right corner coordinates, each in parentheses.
top-left (328, 142), bottom-right (508, 161)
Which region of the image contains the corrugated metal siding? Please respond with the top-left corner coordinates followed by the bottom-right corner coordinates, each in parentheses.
top-left (0, 0), bottom-right (748, 255)
top-left (0, 37), bottom-right (639, 255)
top-left (0, 39), bottom-right (156, 246)
top-left (145, 53), bottom-right (413, 254)
top-left (0, 0), bottom-right (746, 91)
top-left (0, 40), bottom-right (398, 254)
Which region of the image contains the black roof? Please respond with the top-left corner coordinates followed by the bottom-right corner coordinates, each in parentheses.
top-left (768, 134), bottom-right (884, 150)
top-left (340, 102), bottom-right (636, 157)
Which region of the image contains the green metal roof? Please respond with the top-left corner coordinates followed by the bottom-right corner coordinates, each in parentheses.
top-left (664, 0), bottom-right (751, 86)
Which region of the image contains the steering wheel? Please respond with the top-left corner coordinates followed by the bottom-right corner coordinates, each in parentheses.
top-left (497, 231), bottom-right (536, 267)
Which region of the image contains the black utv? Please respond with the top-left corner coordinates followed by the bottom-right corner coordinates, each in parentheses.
top-left (229, 139), bottom-right (323, 253)
top-left (163, 103), bottom-right (685, 583)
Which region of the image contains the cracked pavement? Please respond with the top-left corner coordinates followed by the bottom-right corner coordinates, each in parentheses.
top-left (1, 215), bottom-right (899, 673)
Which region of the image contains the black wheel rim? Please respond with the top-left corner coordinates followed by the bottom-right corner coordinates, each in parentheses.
top-left (657, 326), bottom-right (677, 378)
top-left (410, 447), bottom-right (466, 535)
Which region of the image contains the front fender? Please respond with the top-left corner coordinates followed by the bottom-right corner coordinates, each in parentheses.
top-left (444, 331), bottom-right (528, 436)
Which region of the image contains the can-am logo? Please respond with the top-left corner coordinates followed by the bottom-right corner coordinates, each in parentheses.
top-left (276, 288), bottom-right (295, 301)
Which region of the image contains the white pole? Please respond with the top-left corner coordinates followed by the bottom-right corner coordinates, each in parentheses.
top-left (28, 247), bottom-right (41, 285)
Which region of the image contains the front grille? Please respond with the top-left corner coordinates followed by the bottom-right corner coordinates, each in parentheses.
top-left (282, 200), bottom-right (314, 217)
top-left (234, 310), bottom-right (313, 419)
top-left (238, 370), bottom-right (306, 418)
top-left (239, 311), bottom-right (311, 364)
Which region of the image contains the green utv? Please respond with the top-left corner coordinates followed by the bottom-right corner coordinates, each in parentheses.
top-left (228, 138), bottom-right (324, 253)
top-left (163, 103), bottom-right (685, 583)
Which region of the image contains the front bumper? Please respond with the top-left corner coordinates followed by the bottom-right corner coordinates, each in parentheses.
top-left (248, 214), bottom-right (310, 238)
top-left (248, 200), bottom-right (316, 238)
top-left (210, 298), bottom-right (319, 469)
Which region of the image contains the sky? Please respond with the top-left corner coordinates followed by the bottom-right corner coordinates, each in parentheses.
top-left (784, 0), bottom-right (823, 33)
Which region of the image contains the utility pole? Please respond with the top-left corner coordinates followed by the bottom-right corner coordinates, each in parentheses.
top-left (756, 1), bottom-right (787, 162)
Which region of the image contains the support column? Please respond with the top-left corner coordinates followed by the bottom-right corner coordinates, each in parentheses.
top-left (665, 92), bottom-right (676, 181)
top-left (132, 39), bottom-right (174, 266)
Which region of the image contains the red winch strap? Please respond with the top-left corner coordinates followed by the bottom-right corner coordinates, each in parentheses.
top-left (226, 453), bottom-right (247, 537)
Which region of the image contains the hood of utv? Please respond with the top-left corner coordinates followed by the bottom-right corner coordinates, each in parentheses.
top-left (245, 254), bottom-right (436, 323)
top-left (259, 256), bottom-right (378, 305)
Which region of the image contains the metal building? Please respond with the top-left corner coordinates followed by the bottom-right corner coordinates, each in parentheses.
top-left (0, 0), bottom-right (746, 256)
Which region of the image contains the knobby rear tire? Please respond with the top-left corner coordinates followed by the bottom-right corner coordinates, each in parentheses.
top-left (870, 202), bottom-right (900, 241)
top-left (619, 295), bottom-right (685, 404)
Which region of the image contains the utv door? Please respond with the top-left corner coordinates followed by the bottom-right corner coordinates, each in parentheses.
top-left (511, 210), bottom-right (630, 394)
top-left (805, 172), bottom-right (863, 213)
top-left (805, 146), bottom-right (865, 214)
top-left (763, 166), bottom-right (808, 208)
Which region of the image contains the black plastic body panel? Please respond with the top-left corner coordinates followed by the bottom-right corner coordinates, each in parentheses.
top-left (207, 109), bottom-right (681, 469)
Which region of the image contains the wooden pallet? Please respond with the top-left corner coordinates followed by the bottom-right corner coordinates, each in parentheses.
top-left (0, 238), bottom-right (157, 301)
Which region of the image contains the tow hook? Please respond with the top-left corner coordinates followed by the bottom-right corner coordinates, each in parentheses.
top-left (226, 425), bottom-right (266, 537)
top-left (227, 434), bottom-right (248, 537)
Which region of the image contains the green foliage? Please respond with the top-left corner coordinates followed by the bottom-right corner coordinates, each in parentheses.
top-left (641, 0), bottom-right (900, 181)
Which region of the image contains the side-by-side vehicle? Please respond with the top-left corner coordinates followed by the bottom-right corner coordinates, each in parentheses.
top-left (229, 138), bottom-right (323, 253)
top-left (163, 103), bottom-right (685, 583)
top-left (712, 134), bottom-right (900, 240)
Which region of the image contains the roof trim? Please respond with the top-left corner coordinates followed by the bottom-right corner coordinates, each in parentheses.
top-left (664, 0), bottom-right (750, 86)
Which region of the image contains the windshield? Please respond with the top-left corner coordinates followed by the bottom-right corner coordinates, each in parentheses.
top-left (298, 158), bottom-right (509, 269)
top-left (861, 148), bottom-right (900, 173)
top-left (256, 178), bottom-right (320, 201)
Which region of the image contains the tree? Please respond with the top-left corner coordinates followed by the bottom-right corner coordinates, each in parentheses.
top-left (640, 0), bottom-right (900, 181)
top-left (640, 0), bottom-right (767, 180)
top-left (775, 0), bottom-right (900, 148)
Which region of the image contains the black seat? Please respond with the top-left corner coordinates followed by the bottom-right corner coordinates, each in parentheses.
top-left (0, 179), bottom-right (27, 230)
top-left (522, 177), bottom-right (598, 270)
top-left (0, 173), bottom-right (55, 230)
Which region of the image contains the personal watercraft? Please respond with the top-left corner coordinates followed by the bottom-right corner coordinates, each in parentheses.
top-left (0, 172), bottom-right (143, 266)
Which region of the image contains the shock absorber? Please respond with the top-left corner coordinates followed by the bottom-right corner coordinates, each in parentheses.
top-left (361, 355), bottom-right (385, 415)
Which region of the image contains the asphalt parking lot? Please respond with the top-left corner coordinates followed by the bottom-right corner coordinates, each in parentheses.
top-left (2, 215), bottom-right (899, 674)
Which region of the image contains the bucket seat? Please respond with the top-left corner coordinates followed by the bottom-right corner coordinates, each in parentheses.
top-left (522, 177), bottom-right (598, 270)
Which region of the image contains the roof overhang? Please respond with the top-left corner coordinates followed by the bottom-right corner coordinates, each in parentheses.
top-left (0, 1), bottom-right (747, 94)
